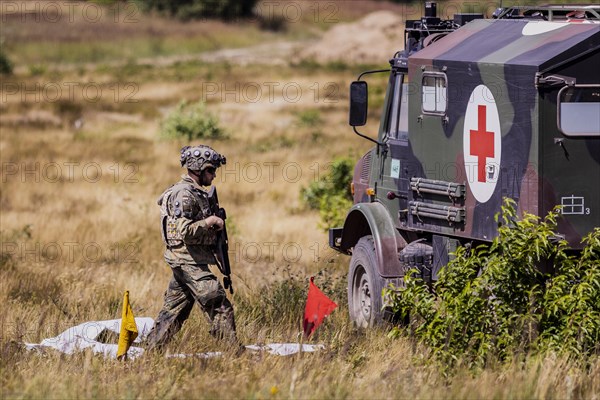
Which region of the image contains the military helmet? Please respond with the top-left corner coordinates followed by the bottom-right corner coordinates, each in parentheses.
top-left (180, 145), bottom-right (226, 171)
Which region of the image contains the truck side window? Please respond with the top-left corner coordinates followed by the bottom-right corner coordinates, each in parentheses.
top-left (558, 85), bottom-right (600, 137)
top-left (398, 83), bottom-right (409, 139)
top-left (422, 72), bottom-right (447, 115)
top-left (387, 73), bottom-right (404, 140)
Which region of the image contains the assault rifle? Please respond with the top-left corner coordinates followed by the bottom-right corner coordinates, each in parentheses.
top-left (207, 186), bottom-right (233, 294)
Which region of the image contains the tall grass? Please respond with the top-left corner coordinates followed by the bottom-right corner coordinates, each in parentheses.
top-left (1, 2), bottom-right (599, 398)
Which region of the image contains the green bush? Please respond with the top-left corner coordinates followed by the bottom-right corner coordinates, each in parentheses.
top-left (296, 109), bottom-right (322, 128)
top-left (300, 157), bottom-right (353, 230)
top-left (0, 48), bottom-right (13, 75)
top-left (257, 14), bottom-right (288, 32)
top-left (317, 193), bottom-right (352, 231)
top-left (136, 0), bottom-right (258, 20)
top-left (160, 100), bottom-right (227, 141)
top-left (386, 199), bottom-right (600, 370)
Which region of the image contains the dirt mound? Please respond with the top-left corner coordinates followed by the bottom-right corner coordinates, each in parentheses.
top-left (300, 11), bottom-right (405, 64)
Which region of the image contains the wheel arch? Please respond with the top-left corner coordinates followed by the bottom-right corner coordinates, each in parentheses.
top-left (340, 202), bottom-right (404, 278)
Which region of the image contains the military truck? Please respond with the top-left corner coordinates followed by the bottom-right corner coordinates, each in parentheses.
top-left (329, 3), bottom-right (600, 327)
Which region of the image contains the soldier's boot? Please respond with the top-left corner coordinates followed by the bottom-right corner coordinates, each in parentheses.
top-left (209, 303), bottom-right (237, 343)
top-left (211, 304), bottom-right (246, 355)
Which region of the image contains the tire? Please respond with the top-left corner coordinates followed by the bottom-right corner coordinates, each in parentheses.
top-left (347, 236), bottom-right (387, 328)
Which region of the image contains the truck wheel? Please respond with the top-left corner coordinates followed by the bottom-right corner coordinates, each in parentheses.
top-left (348, 236), bottom-right (386, 327)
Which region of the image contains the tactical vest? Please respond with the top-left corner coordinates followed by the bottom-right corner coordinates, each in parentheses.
top-left (158, 181), bottom-right (213, 248)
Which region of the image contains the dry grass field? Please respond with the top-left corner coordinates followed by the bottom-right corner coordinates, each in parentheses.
top-left (1, 1), bottom-right (599, 398)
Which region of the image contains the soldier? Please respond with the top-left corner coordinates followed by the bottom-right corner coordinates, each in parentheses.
top-left (146, 145), bottom-right (237, 350)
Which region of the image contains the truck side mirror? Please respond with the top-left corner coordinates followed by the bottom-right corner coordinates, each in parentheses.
top-left (349, 81), bottom-right (368, 127)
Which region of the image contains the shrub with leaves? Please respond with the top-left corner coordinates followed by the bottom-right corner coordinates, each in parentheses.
top-left (0, 47), bottom-right (13, 75)
top-left (541, 228), bottom-right (600, 356)
top-left (296, 109), bottom-right (322, 128)
top-left (385, 199), bottom-right (600, 369)
top-left (300, 157), bottom-right (353, 230)
top-left (160, 100), bottom-right (227, 141)
top-left (136, 0), bottom-right (258, 21)
top-left (257, 13), bottom-right (288, 32)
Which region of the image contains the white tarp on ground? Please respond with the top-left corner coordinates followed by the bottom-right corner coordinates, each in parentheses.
top-left (168, 344), bottom-right (326, 359)
top-left (24, 318), bottom-right (325, 359)
top-left (25, 317), bottom-right (154, 359)
top-left (245, 343), bottom-right (325, 356)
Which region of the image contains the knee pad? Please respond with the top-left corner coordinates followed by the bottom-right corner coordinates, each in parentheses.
top-left (195, 278), bottom-right (226, 308)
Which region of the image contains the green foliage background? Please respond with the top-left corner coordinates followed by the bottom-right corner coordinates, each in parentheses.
top-left (386, 199), bottom-right (600, 370)
top-left (135, 0), bottom-right (258, 20)
top-left (0, 47), bottom-right (13, 75)
top-left (300, 157), bottom-right (354, 230)
top-left (160, 100), bottom-right (227, 141)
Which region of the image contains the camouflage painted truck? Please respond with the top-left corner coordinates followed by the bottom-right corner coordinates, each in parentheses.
top-left (329, 3), bottom-right (600, 327)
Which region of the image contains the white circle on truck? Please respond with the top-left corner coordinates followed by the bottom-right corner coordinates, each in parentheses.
top-left (463, 84), bottom-right (502, 204)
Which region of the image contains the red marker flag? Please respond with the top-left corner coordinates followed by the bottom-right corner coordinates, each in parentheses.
top-left (303, 277), bottom-right (338, 338)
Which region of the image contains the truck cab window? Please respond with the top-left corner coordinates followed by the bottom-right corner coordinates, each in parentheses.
top-left (398, 83), bottom-right (409, 139)
top-left (387, 73), bottom-right (407, 140)
top-left (422, 73), bottom-right (447, 115)
top-left (558, 85), bottom-right (600, 137)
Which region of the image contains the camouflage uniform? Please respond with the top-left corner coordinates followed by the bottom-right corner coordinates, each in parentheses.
top-left (146, 146), bottom-right (236, 349)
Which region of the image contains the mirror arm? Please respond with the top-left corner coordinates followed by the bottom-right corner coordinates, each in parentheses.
top-left (357, 68), bottom-right (391, 80)
top-left (353, 126), bottom-right (384, 148)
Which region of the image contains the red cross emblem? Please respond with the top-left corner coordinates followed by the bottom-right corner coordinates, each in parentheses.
top-left (469, 105), bottom-right (495, 183)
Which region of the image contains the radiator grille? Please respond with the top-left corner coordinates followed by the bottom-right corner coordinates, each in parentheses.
top-left (360, 152), bottom-right (372, 182)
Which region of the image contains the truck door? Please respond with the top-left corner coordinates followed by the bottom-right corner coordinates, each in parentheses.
top-left (378, 72), bottom-right (411, 229)
top-left (545, 84), bottom-right (600, 248)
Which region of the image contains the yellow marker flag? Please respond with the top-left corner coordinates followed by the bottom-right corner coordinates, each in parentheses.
top-left (117, 290), bottom-right (138, 361)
